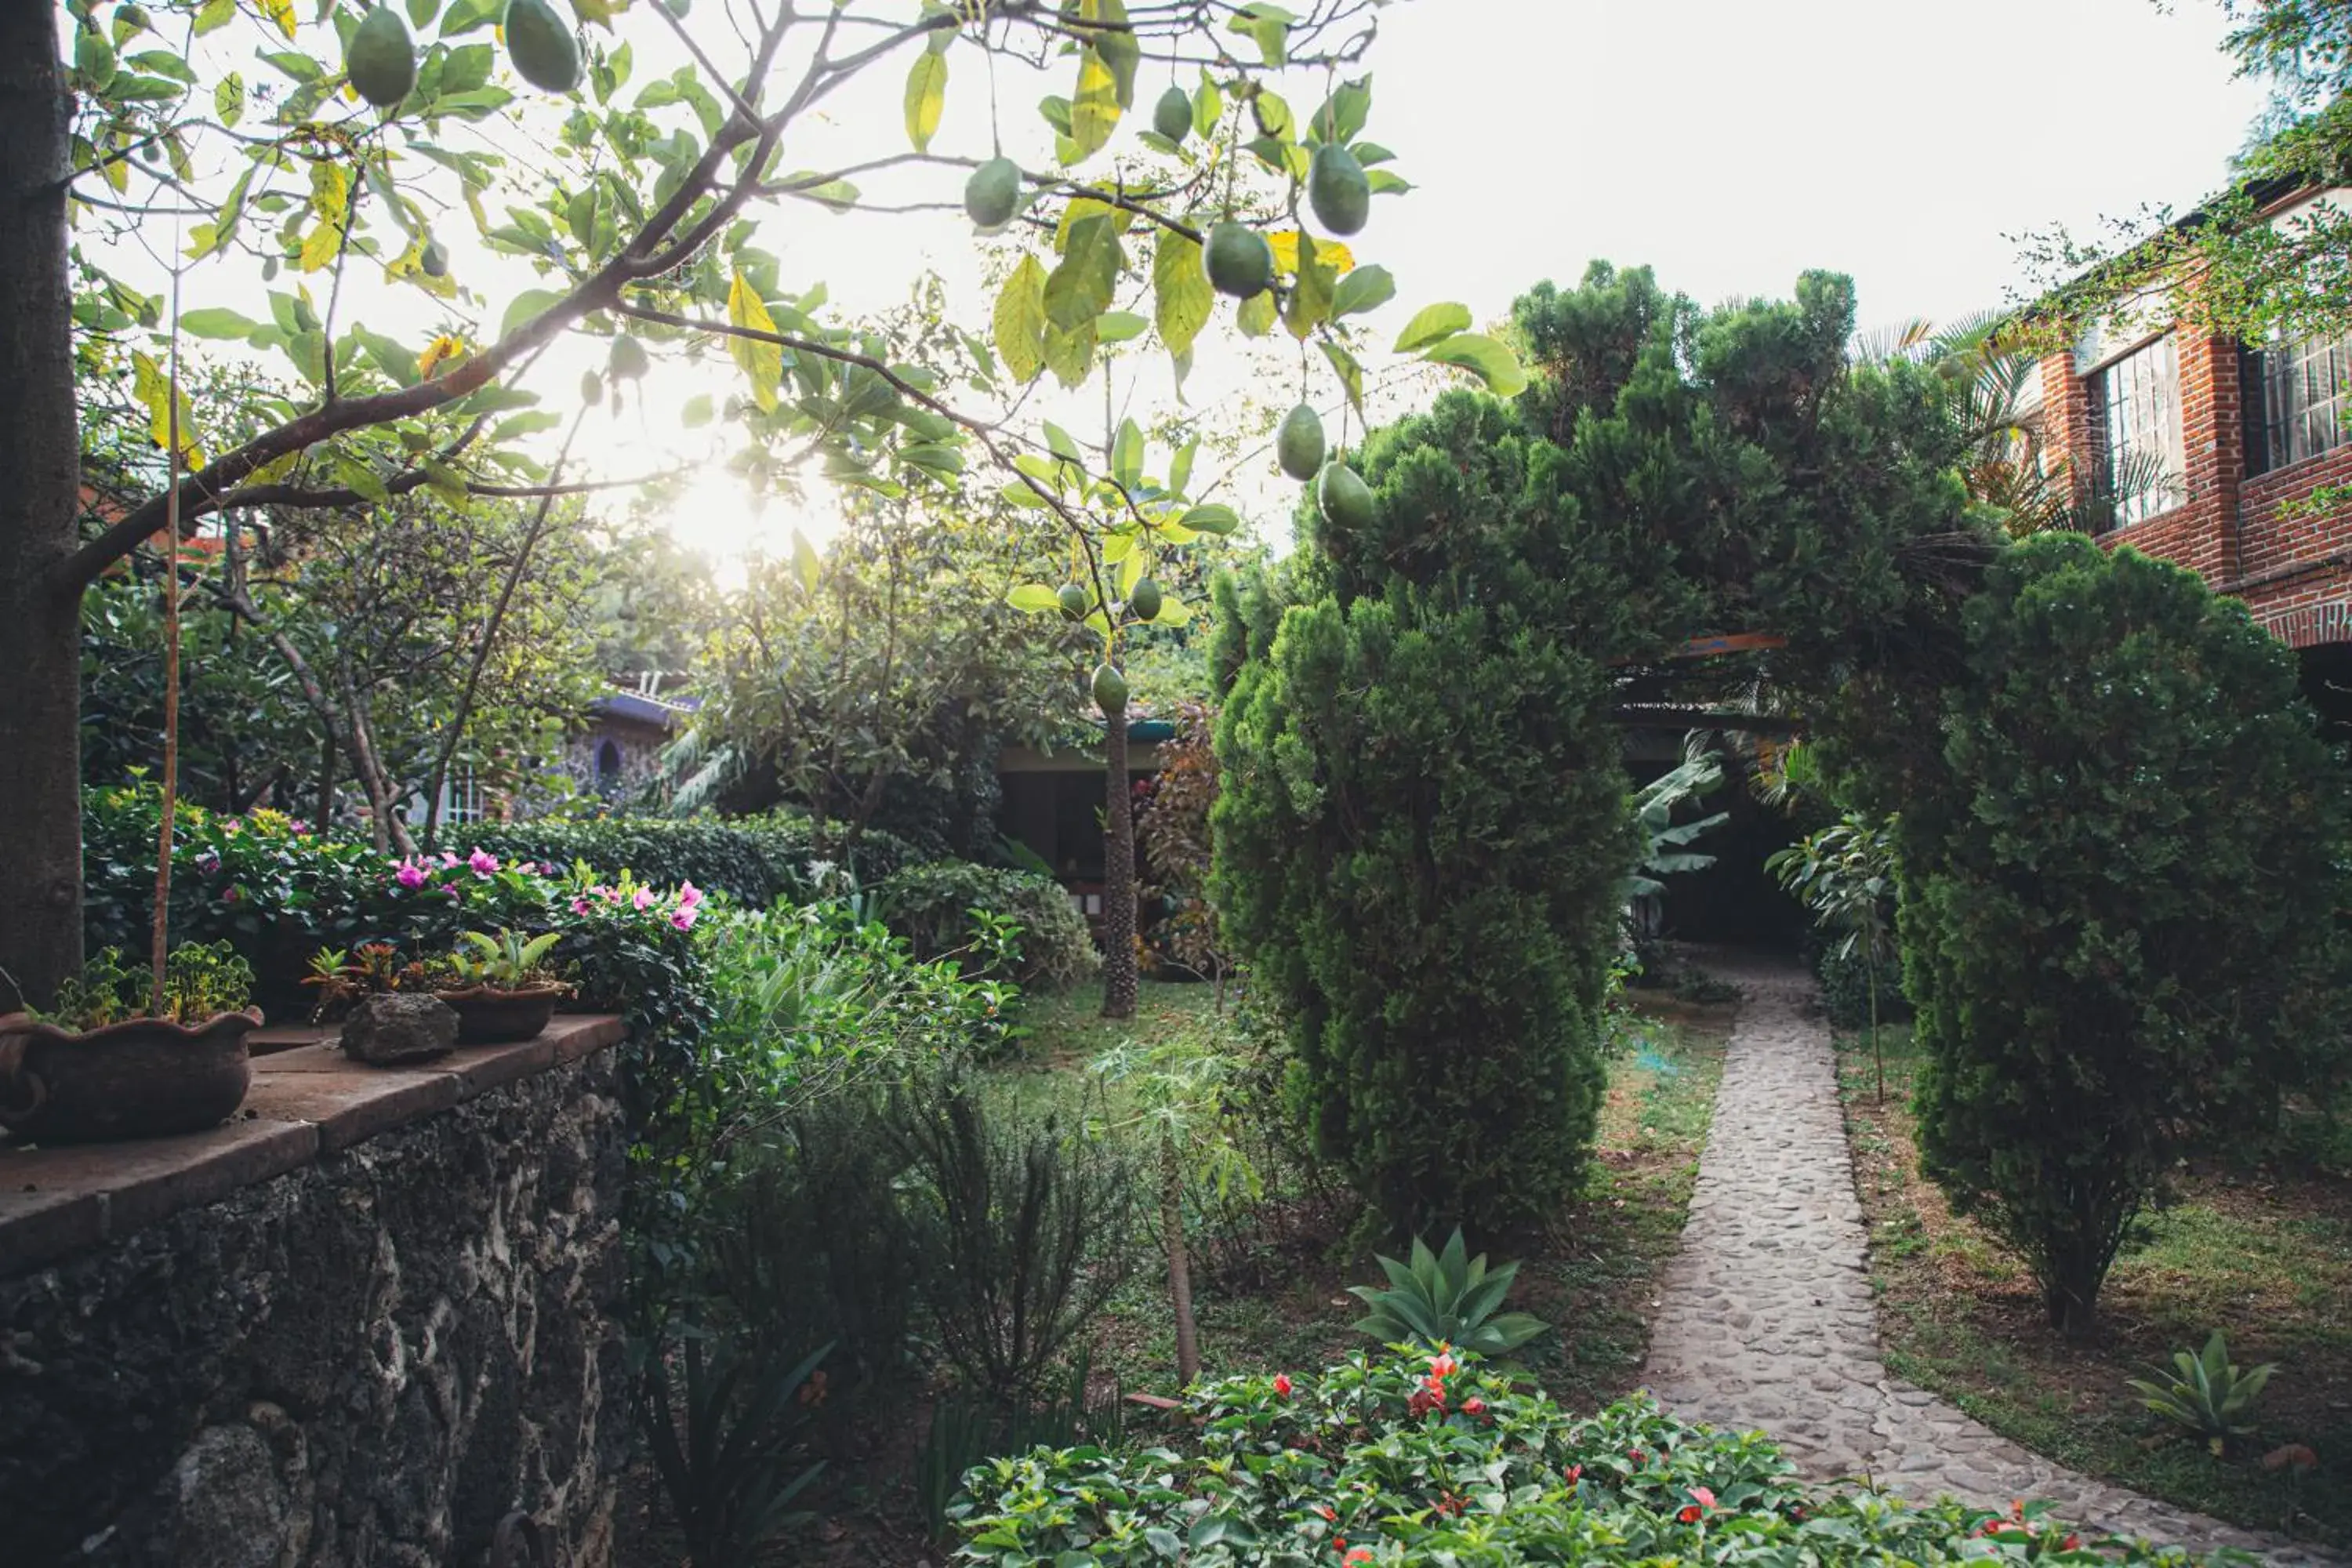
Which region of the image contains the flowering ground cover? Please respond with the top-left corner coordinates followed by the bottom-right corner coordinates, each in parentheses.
top-left (951, 1347), bottom-right (2167, 1565)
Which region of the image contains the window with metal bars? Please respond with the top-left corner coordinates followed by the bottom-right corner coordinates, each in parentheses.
top-left (2252, 332), bottom-right (2352, 475)
top-left (2089, 335), bottom-right (2184, 528)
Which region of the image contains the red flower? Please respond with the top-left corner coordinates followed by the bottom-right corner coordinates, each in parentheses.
top-left (2062, 1536), bottom-right (2082, 1552)
top-left (1564, 1464), bottom-right (1583, 1484)
top-left (1628, 1450), bottom-right (1645, 1466)
top-left (1316, 1505), bottom-right (1337, 1523)
top-left (1343, 1549), bottom-right (1374, 1565)
top-left (1461, 1396), bottom-right (1486, 1415)
top-left (1679, 1506), bottom-right (1701, 1524)
top-left (1688, 1487), bottom-right (1715, 1512)
top-left (1274, 1374), bottom-right (1293, 1397)
top-left (1428, 1352), bottom-right (1457, 1379)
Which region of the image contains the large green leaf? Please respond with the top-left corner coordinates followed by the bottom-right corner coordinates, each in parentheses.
top-left (179, 307), bottom-right (263, 341)
top-left (1152, 229), bottom-right (1210, 360)
top-left (1392, 301), bottom-right (1471, 354)
top-left (1421, 332), bottom-right (1528, 397)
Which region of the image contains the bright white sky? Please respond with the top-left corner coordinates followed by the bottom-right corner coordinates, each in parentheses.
top-left (114, 0), bottom-right (2271, 568)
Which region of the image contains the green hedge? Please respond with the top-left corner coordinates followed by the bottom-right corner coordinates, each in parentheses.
top-left (953, 1348), bottom-right (2152, 1563)
top-left (467, 813), bottom-right (924, 909)
top-left (875, 861), bottom-right (1099, 994)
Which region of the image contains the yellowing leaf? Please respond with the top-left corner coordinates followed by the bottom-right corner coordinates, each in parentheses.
top-left (297, 218), bottom-right (343, 273)
top-left (1236, 289), bottom-right (1276, 339)
top-left (993, 252), bottom-right (1047, 384)
top-left (1267, 230), bottom-right (1352, 276)
top-left (727, 270), bottom-right (783, 412)
top-left (132, 350), bottom-right (204, 467)
top-left (258, 0), bottom-right (297, 40)
top-left (902, 48), bottom-right (947, 152)
top-left (1069, 48), bottom-right (1120, 160)
top-left (1152, 229), bottom-right (1210, 361)
top-left (417, 334), bottom-right (469, 378)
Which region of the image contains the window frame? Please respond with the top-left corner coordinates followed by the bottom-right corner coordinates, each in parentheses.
top-left (2087, 332), bottom-right (2185, 529)
top-left (2251, 331), bottom-right (2352, 477)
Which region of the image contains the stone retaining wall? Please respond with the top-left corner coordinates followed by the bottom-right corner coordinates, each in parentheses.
top-left (0, 1017), bottom-right (629, 1568)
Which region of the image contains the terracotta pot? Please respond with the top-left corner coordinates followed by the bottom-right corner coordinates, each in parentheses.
top-left (0, 1010), bottom-right (263, 1144)
top-left (432, 985), bottom-right (564, 1044)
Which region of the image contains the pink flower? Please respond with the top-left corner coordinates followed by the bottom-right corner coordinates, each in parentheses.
top-left (677, 880), bottom-right (703, 909)
top-left (440, 851), bottom-right (461, 867)
top-left (1273, 1374), bottom-right (1292, 1397)
top-left (289, 819), bottom-right (310, 835)
top-left (1689, 1486), bottom-right (1715, 1512)
top-left (571, 898), bottom-right (592, 916)
top-left (223, 885), bottom-right (242, 903)
top-left (633, 887), bottom-right (655, 910)
top-left (670, 906), bottom-right (698, 931)
top-left (1461, 1396), bottom-right (1486, 1415)
top-left (195, 851), bottom-right (221, 875)
top-left (395, 859), bottom-right (429, 890)
top-left (467, 848), bottom-right (499, 877)
top-left (1428, 1352), bottom-right (1457, 1380)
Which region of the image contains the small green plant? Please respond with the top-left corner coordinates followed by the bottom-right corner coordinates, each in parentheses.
top-left (302, 942), bottom-right (427, 1020)
top-left (34, 943), bottom-right (254, 1031)
top-left (1347, 1229), bottom-right (1548, 1356)
top-left (916, 1351), bottom-right (1124, 1543)
top-left (441, 928), bottom-right (568, 992)
top-left (2126, 1330), bottom-right (2278, 1456)
top-left (637, 1326), bottom-right (830, 1568)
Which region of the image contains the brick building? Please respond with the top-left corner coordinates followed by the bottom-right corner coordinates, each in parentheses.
top-left (2025, 181), bottom-right (2352, 720)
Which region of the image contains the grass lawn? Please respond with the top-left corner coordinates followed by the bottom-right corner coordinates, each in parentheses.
top-left (1838, 1021), bottom-right (2352, 1548)
top-left (996, 978), bottom-right (1735, 1412)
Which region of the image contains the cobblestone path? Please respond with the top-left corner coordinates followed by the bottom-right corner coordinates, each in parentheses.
top-left (1641, 954), bottom-right (2341, 1564)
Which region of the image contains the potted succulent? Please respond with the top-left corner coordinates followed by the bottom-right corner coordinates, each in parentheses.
top-left (302, 942), bottom-right (432, 1023)
top-left (431, 929), bottom-right (571, 1044)
top-left (0, 942), bottom-right (263, 1143)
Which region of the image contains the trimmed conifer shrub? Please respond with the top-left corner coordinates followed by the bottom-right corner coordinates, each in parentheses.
top-left (1890, 535), bottom-right (2350, 1336)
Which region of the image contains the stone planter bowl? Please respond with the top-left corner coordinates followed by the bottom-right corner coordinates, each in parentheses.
top-left (432, 985), bottom-right (564, 1045)
top-left (0, 1009), bottom-right (263, 1144)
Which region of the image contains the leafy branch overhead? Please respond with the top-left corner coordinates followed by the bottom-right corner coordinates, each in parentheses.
top-left (62, 0), bottom-right (1523, 628)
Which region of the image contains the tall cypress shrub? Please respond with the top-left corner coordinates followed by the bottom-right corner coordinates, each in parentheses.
top-left (1893, 535), bottom-right (2349, 1336)
top-left (1213, 397), bottom-right (1635, 1234)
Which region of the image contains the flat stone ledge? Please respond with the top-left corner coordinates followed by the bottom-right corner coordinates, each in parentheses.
top-left (0, 1013), bottom-right (624, 1278)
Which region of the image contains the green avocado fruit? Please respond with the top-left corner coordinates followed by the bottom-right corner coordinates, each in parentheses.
top-left (1091, 662), bottom-right (1128, 713)
top-left (504, 0), bottom-right (582, 94)
top-left (347, 7), bottom-right (417, 109)
top-left (581, 369), bottom-right (604, 406)
top-left (1276, 402), bottom-right (1325, 481)
top-left (665, 0), bottom-right (691, 13)
top-left (1317, 459), bottom-right (1375, 532)
top-left (1130, 578), bottom-right (1163, 622)
top-left (964, 157), bottom-right (1022, 230)
top-left (609, 334), bottom-right (649, 380)
top-left (1203, 221), bottom-right (1275, 300)
top-left (1307, 141), bottom-right (1370, 237)
top-left (1058, 583), bottom-right (1091, 622)
top-left (419, 239), bottom-right (448, 278)
top-left (1153, 85), bottom-right (1192, 144)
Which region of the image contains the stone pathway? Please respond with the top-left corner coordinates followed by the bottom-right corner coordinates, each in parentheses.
top-left (1640, 953), bottom-right (2341, 1565)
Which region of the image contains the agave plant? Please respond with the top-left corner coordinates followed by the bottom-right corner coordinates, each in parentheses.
top-left (2125, 1330), bottom-right (2278, 1456)
top-left (1347, 1229), bottom-right (1548, 1357)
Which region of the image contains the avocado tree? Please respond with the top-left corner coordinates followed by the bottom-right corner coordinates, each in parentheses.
top-left (1, 0), bottom-right (1523, 1007)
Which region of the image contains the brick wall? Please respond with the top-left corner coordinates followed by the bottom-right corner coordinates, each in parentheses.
top-left (2036, 335), bottom-right (2352, 650)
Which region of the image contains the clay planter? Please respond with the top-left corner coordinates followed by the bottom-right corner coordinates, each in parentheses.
top-left (432, 985), bottom-right (564, 1045)
top-left (0, 1010), bottom-right (263, 1144)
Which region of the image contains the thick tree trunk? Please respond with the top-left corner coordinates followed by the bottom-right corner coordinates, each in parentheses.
top-left (0, 9), bottom-right (87, 1009)
top-left (1101, 701), bottom-right (1138, 1019)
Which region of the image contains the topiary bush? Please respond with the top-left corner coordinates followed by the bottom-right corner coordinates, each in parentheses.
top-left (1212, 394), bottom-right (1634, 1236)
top-left (1866, 535), bottom-right (2352, 1337)
top-left (952, 1347), bottom-right (2146, 1563)
top-left (876, 860), bottom-right (1099, 993)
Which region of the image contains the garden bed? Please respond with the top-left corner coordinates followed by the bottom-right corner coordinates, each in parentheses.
top-left (1838, 1023), bottom-right (2352, 1548)
top-left (611, 981), bottom-right (1732, 1565)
